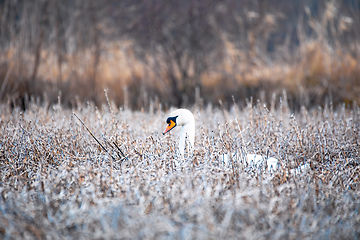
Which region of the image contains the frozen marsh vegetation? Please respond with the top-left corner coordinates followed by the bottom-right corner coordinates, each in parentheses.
top-left (0, 101), bottom-right (359, 239)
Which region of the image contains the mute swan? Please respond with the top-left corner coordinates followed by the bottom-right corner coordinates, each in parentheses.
top-left (163, 108), bottom-right (195, 156)
top-left (163, 108), bottom-right (279, 171)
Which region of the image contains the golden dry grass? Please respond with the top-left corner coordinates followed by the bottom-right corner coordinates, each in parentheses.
top-left (1, 0), bottom-right (360, 110)
top-left (1, 99), bottom-right (359, 239)
top-left (2, 36), bottom-right (360, 110)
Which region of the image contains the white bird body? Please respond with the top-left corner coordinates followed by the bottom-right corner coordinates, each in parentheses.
top-left (219, 153), bottom-right (279, 172)
top-left (163, 108), bottom-right (308, 174)
top-left (247, 154), bottom-right (279, 171)
top-left (163, 109), bottom-right (279, 169)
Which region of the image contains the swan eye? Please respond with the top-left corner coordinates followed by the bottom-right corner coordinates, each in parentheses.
top-left (163, 118), bottom-right (177, 134)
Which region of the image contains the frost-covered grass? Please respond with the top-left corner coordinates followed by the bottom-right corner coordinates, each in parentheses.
top-left (0, 100), bottom-right (359, 239)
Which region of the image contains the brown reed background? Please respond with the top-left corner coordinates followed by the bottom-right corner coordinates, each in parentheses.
top-left (0, 0), bottom-right (359, 110)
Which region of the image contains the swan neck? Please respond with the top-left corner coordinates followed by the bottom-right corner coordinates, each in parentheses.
top-left (178, 122), bottom-right (195, 155)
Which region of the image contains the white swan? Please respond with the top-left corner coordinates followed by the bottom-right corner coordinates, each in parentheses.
top-left (163, 108), bottom-right (195, 156)
top-left (163, 108), bottom-right (280, 171)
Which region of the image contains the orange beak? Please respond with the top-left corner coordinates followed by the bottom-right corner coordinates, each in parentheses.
top-left (163, 119), bottom-right (176, 134)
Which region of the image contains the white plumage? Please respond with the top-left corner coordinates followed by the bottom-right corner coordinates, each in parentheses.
top-left (163, 108), bottom-right (283, 171)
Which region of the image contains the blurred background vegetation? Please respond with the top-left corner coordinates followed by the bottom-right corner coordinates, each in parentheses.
top-left (0, 0), bottom-right (359, 110)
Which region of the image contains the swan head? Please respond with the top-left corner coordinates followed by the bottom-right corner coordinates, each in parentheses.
top-left (163, 115), bottom-right (178, 135)
top-left (163, 109), bottom-right (195, 135)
